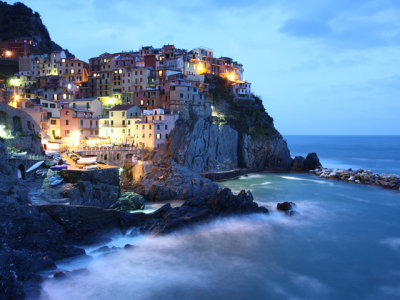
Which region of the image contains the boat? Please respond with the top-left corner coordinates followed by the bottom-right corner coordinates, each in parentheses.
top-left (26, 161), bottom-right (44, 173)
top-left (50, 164), bottom-right (68, 171)
top-left (48, 174), bottom-right (61, 181)
top-left (45, 160), bottom-right (58, 167)
top-left (49, 178), bottom-right (64, 186)
top-left (12, 152), bottom-right (27, 157)
top-left (77, 157), bottom-right (97, 165)
top-left (85, 165), bottom-right (99, 170)
top-left (35, 169), bottom-right (47, 177)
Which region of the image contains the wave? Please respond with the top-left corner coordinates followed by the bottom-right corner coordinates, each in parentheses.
top-left (250, 181), bottom-right (272, 187)
top-left (280, 176), bottom-right (331, 185)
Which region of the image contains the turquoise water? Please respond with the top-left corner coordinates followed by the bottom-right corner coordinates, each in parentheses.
top-left (41, 136), bottom-right (400, 300)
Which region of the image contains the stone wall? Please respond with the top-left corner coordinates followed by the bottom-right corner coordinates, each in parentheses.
top-left (0, 102), bottom-right (42, 154)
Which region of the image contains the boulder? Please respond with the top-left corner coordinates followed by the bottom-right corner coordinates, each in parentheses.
top-left (303, 152), bottom-right (322, 171)
top-left (111, 192), bottom-right (145, 211)
top-left (277, 201), bottom-right (297, 215)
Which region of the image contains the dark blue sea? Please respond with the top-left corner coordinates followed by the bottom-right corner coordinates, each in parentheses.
top-left (286, 135), bottom-right (400, 175)
top-left (41, 136), bottom-right (400, 300)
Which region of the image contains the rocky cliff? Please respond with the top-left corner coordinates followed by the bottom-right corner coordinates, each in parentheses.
top-left (0, 1), bottom-right (73, 56)
top-left (168, 118), bottom-right (292, 173)
top-left (165, 75), bottom-right (293, 173)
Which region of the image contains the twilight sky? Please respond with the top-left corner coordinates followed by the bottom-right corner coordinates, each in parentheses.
top-left (12, 0), bottom-right (400, 135)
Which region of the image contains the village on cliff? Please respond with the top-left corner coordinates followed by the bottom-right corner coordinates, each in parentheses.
top-left (0, 39), bottom-right (253, 154)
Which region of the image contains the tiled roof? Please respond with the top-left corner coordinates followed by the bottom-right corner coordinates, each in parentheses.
top-left (109, 104), bottom-right (136, 111)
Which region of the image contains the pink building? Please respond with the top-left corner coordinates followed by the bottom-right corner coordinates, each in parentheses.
top-left (60, 107), bottom-right (99, 141)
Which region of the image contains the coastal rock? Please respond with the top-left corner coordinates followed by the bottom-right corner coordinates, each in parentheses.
top-left (291, 156), bottom-right (305, 172)
top-left (303, 153), bottom-right (322, 171)
top-left (277, 201), bottom-right (297, 215)
top-left (146, 188), bottom-right (268, 235)
top-left (313, 167), bottom-right (400, 191)
top-left (128, 161), bottom-right (219, 202)
top-left (291, 153), bottom-right (322, 172)
top-left (111, 192), bottom-right (145, 211)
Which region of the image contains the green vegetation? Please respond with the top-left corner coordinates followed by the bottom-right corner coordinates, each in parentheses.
top-left (205, 75), bottom-right (278, 137)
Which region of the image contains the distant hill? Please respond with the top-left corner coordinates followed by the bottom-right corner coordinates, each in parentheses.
top-left (0, 1), bottom-right (74, 57)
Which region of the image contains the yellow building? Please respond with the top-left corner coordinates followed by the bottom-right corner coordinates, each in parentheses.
top-left (99, 104), bottom-right (141, 144)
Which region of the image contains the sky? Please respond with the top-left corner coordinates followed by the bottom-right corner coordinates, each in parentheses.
top-left (11, 0), bottom-right (400, 135)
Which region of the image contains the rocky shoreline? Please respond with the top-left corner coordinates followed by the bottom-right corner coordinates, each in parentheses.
top-left (311, 168), bottom-right (400, 191)
top-left (0, 168), bottom-right (270, 299)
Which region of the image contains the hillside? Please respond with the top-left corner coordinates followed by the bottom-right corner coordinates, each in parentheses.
top-left (0, 1), bottom-right (73, 57)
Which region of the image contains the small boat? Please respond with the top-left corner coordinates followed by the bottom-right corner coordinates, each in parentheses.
top-left (45, 160), bottom-right (58, 167)
top-left (35, 169), bottom-right (47, 176)
top-left (12, 152), bottom-right (27, 157)
top-left (50, 164), bottom-right (68, 171)
top-left (48, 174), bottom-right (61, 181)
top-left (85, 165), bottom-right (99, 170)
top-left (26, 161), bottom-right (44, 173)
top-left (77, 157), bottom-right (97, 165)
top-left (50, 178), bottom-right (64, 186)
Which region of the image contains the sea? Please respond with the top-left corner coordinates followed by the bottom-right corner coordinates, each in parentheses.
top-left (40, 136), bottom-right (400, 300)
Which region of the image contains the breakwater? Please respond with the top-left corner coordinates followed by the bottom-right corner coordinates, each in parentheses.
top-left (311, 168), bottom-right (400, 191)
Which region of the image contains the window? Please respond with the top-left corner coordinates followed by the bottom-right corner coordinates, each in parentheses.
top-left (128, 120), bottom-right (130, 125)
top-left (136, 125), bottom-right (138, 130)
top-left (72, 103), bottom-right (76, 108)
top-left (142, 133), bottom-right (145, 138)
top-left (122, 112), bottom-right (125, 117)
top-left (128, 129), bottom-right (131, 136)
top-left (122, 120), bottom-right (125, 126)
top-left (149, 125), bottom-right (152, 129)
top-left (180, 93), bottom-right (183, 99)
top-left (95, 130), bottom-right (99, 135)
top-left (65, 130), bottom-right (69, 136)
top-left (80, 120), bottom-right (83, 127)
top-left (157, 124), bottom-right (160, 130)
top-left (165, 125), bottom-right (168, 130)
top-left (111, 112), bottom-right (114, 117)
top-left (50, 104), bottom-right (56, 108)
top-left (142, 125), bottom-right (145, 130)
top-left (156, 133), bottom-right (161, 139)
top-left (123, 129), bottom-right (125, 134)
top-left (111, 120), bottom-right (114, 126)
top-left (166, 133), bottom-right (169, 139)
top-left (66, 120), bottom-right (69, 125)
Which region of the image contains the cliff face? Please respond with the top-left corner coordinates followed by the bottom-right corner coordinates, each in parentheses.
top-left (168, 118), bottom-right (292, 172)
top-left (166, 76), bottom-right (293, 173)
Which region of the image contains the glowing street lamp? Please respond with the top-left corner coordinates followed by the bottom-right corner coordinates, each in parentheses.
top-left (4, 50), bottom-right (12, 57)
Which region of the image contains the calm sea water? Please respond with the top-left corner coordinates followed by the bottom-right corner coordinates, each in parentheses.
top-left (40, 136), bottom-right (400, 300)
top-left (286, 135), bottom-right (400, 175)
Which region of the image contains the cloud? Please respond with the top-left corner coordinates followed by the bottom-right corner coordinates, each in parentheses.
top-left (279, 0), bottom-right (400, 49)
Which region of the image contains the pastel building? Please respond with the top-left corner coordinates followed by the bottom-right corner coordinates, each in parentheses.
top-left (99, 104), bottom-right (142, 144)
top-left (60, 107), bottom-right (100, 145)
top-left (69, 98), bottom-right (103, 117)
top-left (232, 82), bottom-right (252, 99)
top-left (130, 109), bottom-right (178, 149)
